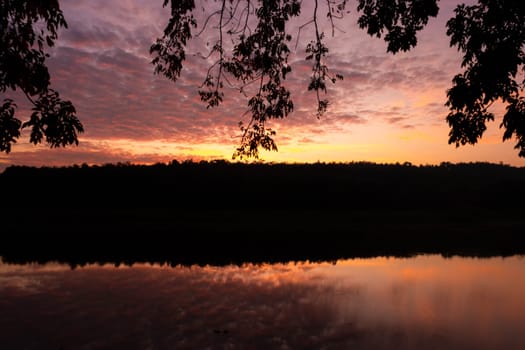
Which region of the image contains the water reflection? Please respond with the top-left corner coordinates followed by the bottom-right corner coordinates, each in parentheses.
top-left (1, 255), bottom-right (524, 349)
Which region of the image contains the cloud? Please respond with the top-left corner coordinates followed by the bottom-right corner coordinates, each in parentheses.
top-left (59, 23), bottom-right (121, 51)
top-left (1, 0), bottom-right (523, 167)
top-left (387, 117), bottom-right (406, 124)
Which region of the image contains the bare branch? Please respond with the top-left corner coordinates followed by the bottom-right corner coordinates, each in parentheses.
top-left (195, 10), bottom-right (221, 37)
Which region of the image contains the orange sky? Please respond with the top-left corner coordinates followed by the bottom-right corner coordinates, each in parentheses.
top-left (1, 0), bottom-right (524, 172)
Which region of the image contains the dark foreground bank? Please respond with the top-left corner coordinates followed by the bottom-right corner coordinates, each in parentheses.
top-left (1, 161), bottom-right (524, 266)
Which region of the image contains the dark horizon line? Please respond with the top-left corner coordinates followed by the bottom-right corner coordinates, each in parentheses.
top-left (1, 157), bottom-right (523, 174)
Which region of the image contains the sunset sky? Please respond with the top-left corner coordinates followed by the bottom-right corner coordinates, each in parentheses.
top-left (1, 0), bottom-right (524, 172)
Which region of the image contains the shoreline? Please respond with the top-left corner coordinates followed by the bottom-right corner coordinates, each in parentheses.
top-left (2, 207), bottom-right (525, 267)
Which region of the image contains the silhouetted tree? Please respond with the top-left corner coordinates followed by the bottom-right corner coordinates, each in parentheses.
top-left (1, 1), bottom-right (524, 158)
top-left (445, 0), bottom-right (525, 156)
top-left (0, 0), bottom-right (83, 153)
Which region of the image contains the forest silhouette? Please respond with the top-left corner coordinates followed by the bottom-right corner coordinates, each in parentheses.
top-left (1, 160), bottom-right (524, 266)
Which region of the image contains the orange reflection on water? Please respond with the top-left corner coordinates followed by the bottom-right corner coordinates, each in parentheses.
top-left (0, 255), bottom-right (524, 350)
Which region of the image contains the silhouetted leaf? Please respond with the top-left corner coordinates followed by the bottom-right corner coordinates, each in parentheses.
top-left (0, 99), bottom-right (21, 153)
top-left (22, 90), bottom-right (84, 147)
top-left (356, 0), bottom-right (439, 53)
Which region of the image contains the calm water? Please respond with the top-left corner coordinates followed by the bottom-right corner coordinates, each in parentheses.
top-left (1, 255), bottom-right (524, 350)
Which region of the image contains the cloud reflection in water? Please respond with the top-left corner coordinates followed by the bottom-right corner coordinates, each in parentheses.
top-left (0, 255), bottom-right (524, 349)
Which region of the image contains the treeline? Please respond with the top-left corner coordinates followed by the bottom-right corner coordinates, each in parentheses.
top-left (1, 160), bottom-right (524, 209)
top-left (1, 160), bottom-right (525, 265)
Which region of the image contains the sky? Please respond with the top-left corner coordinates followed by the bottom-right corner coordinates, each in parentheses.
top-left (1, 0), bottom-right (524, 171)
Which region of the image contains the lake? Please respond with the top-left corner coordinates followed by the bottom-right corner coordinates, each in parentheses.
top-left (1, 255), bottom-right (524, 349)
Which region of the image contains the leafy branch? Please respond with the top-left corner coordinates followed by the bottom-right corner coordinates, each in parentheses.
top-left (0, 0), bottom-right (83, 153)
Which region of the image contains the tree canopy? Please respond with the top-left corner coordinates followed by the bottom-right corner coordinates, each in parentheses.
top-left (0, 0), bottom-right (83, 153)
top-left (1, 0), bottom-right (524, 158)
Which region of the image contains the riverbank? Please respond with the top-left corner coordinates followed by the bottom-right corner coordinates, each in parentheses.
top-left (2, 207), bottom-right (524, 266)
